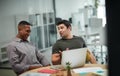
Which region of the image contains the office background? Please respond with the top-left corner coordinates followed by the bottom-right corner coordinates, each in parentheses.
top-left (0, 0), bottom-right (107, 76)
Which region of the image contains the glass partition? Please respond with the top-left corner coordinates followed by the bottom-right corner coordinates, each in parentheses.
top-left (29, 12), bottom-right (57, 50)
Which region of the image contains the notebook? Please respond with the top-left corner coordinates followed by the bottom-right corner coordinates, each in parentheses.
top-left (72, 67), bottom-right (106, 76)
top-left (61, 48), bottom-right (87, 68)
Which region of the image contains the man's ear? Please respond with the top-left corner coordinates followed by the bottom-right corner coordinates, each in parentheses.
top-left (68, 26), bottom-right (72, 31)
top-left (19, 29), bottom-right (22, 32)
top-left (19, 29), bottom-right (24, 34)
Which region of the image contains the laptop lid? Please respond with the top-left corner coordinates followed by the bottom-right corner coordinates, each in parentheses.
top-left (61, 48), bottom-right (87, 68)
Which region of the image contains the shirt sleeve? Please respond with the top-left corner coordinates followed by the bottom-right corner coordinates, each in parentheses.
top-left (80, 37), bottom-right (87, 47)
top-left (6, 44), bottom-right (30, 74)
top-left (35, 50), bottom-right (50, 66)
top-left (83, 41), bottom-right (87, 47)
top-left (52, 42), bottom-right (61, 54)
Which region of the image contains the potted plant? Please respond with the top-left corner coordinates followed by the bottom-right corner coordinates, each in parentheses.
top-left (66, 62), bottom-right (72, 76)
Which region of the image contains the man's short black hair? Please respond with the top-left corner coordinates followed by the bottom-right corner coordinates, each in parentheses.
top-left (18, 21), bottom-right (31, 26)
top-left (56, 20), bottom-right (71, 28)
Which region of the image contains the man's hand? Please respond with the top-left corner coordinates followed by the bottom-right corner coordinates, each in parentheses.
top-left (52, 48), bottom-right (69, 65)
top-left (52, 53), bottom-right (61, 62)
top-left (52, 51), bottom-right (62, 65)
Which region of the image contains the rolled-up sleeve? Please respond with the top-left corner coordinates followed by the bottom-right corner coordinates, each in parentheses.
top-left (6, 44), bottom-right (29, 74)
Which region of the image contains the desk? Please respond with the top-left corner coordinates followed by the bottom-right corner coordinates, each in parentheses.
top-left (19, 64), bottom-right (108, 76)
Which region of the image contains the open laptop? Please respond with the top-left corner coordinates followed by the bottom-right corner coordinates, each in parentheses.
top-left (61, 48), bottom-right (87, 68)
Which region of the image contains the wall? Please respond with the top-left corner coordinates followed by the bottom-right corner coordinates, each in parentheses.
top-left (0, 0), bottom-right (54, 46)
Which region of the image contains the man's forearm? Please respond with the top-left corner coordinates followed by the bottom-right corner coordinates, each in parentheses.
top-left (52, 60), bottom-right (61, 65)
top-left (28, 65), bottom-right (42, 70)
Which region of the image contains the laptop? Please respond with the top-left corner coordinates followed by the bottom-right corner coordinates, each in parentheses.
top-left (61, 48), bottom-right (87, 68)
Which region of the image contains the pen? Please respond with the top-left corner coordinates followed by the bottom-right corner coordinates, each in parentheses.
top-left (96, 70), bottom-right (104, 73)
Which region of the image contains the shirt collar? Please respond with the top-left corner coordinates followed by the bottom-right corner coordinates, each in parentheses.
top-left (13, 37), bottom-right (29, 42)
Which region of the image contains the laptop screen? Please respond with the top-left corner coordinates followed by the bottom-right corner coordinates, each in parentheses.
top-left (61, 48), bottom-right (87, 68)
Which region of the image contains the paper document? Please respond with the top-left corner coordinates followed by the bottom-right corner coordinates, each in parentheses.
top-left (73, 67), bottom-right (105, 75)
top-left (20, 72), bottom-right (50, 76)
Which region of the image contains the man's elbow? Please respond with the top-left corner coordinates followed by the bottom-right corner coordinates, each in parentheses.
top-left (90, 58), bottom-right (97, 64)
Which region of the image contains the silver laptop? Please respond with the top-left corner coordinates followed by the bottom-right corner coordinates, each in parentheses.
top-left (61, 48), bottom-right (87, 68)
